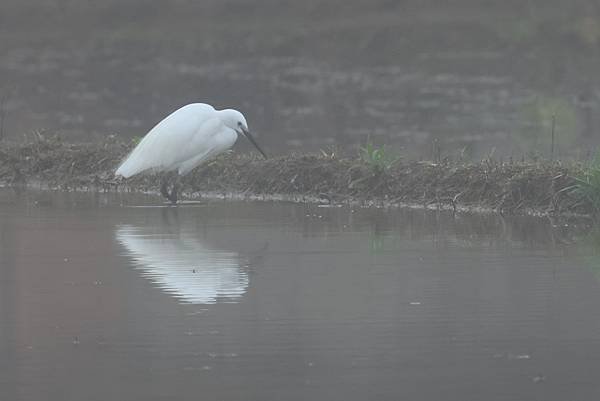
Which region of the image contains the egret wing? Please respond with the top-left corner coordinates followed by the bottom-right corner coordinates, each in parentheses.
top-left (177, 125), bottom-right (238, 175)
top-left (115, 103), bottom-right (217, 178)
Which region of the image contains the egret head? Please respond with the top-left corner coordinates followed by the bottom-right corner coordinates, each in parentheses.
top-left (219, 109), bottom-right (267, 159)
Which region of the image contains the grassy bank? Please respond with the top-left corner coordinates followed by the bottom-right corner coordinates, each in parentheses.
top-left (0, 137), bottom-right (594, 216)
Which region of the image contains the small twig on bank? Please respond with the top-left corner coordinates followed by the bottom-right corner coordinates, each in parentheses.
top-left (550, 113), bottom-right (556, 159)
top-left (0, 94), bottom-right (6, 141)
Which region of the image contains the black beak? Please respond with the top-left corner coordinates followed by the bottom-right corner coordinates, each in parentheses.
top-left (241, 127), bottom-right (268, 159)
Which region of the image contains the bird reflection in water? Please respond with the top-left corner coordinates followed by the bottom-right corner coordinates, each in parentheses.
top-left (115, 210), bottom-right (249, 304)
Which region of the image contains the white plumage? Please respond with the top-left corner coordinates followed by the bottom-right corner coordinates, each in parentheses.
top-left (117, 103), bottom-right (236, 177)
top-left (115, 103), bottom-right (266, 203)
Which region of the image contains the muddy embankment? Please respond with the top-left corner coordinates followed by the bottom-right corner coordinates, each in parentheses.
top-left (0, 137), bottom-right (592, 216)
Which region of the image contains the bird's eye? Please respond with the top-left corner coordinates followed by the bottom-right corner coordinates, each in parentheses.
top-left (237, 121), bottom-right (243, 127)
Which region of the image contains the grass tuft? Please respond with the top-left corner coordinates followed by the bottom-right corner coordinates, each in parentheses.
top-left (569, 152), bottom-right (600, 214)
top-left (359, 141), bottom-right (400, 172)
top-left (130, 136), bottom-right (143, 146)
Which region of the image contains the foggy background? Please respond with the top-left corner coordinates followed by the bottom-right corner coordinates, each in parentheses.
top-left (2, 0), bottom-right (600, 159)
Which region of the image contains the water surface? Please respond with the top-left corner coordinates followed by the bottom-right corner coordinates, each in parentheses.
top-left (1, 188), bottom-right (600, 400)
top-left (2, 1), bottom-right (600, 158)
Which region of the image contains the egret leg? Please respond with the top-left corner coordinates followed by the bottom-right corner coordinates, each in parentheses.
top-left (160, 175), bottom-right (171, 200)
top-left (168, 176), bottom-right (181, 204)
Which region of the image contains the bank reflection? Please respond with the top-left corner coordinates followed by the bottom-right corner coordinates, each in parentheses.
top-left (116, 225), bottom-right (248, 304)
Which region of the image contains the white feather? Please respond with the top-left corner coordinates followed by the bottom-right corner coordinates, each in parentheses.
top-left (115, 103), bottom-right (239, 178)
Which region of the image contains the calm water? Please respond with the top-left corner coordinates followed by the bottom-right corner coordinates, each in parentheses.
top-left (2, 1), bottom-right (600, 158)
top-left (1, 188), bottom-right (600, 400)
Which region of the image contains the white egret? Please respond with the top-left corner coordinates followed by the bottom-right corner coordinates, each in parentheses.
top-left (115, 103), bottom-right (267, 203)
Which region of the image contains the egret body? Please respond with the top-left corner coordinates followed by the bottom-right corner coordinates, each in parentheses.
top-left (115, 103), bottom-right (267, 203)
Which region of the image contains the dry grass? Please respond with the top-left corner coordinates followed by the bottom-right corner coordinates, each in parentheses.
top-left (0, 136), bottom-right (589, 215)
